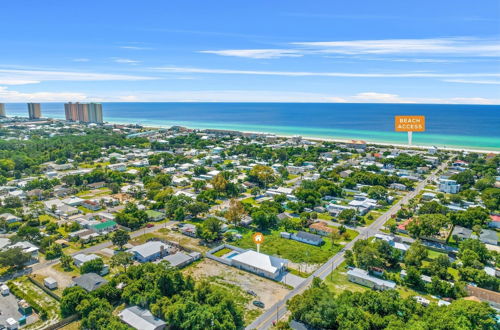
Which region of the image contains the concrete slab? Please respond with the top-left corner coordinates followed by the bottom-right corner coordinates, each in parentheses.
top-left (279, 272), bottom-right (306, 288)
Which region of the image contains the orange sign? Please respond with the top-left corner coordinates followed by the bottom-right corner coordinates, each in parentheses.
top-left (395, 116), bottom-right (425, 132)
top-left (252, 232), bottom-right (264, 244)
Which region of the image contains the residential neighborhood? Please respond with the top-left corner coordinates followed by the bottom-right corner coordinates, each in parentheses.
top-left (0, 120), bottom-right (497, 329)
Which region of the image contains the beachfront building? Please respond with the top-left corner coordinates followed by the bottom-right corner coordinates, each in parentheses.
top-left (0, 103), bottom-right (5, 117)
top-left (347, 267), bottom-right (396, 291)
top-left (230, 250), bottom-right (288, 280)
top-left (65, 102), bottom-right (103, 123)
top-left (27, 103), bottom-right (41, 119)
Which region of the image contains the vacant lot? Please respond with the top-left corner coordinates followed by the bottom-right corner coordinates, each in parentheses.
top-left (131, 228), bottom-right (211, 253)
top-left (184, 258), bottom-right (289, 318)
top-left (33, 262), bottom-right (77, 296)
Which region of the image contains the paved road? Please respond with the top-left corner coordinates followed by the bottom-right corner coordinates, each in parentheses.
top-left (247, 162), bottom-right (448, 330)
top-left (30, 221), bottom-right (173, 272)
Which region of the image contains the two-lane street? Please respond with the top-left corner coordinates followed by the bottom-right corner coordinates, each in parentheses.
top-left (247, 161), bottom-right (448, 329)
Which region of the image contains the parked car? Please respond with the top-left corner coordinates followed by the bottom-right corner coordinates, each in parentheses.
top-left (146, 223), bottom-right (154, 228)
top-left (253, 300), bottom-right (265, 308)
top-left (246, 290), bottom-right (257, 296)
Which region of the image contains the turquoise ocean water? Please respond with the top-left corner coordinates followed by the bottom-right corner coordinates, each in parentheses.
top-left (3, 103), bottom-right (500, 151)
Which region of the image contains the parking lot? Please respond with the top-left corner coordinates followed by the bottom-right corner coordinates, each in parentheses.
top-left (0, 291), bottom-right (37, 328)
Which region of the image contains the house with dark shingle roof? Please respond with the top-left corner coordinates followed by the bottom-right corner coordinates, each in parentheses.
top-left (72, 273), bottom-right (108, 292)
top-left (291, 231), bottom-right (324, 246)
top-left (451, 225), bottom-right (472, 241)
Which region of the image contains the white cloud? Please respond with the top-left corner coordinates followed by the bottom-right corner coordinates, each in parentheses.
top-left (199, 49), bottom-right (302, 59)
top-left (1, 87), bottom-right (497, 104)
top-left (0, 68), bottom-right (156, 85)
top-left (442, 79), bottom-right (500, 85)
top-left (154, 66), bottom-right (500, 78)
top-left (352, 92), bottom-right (405, 103)
top-left (0, 86), bottom-right (89, 102)
top-left (0, 79), bottom-right (40, 85)
top-left (348, 92), bottom-right (499, 104)
top-left (113, 58), bottom-right (141, 64)
top-left (201, 37), bottom-right (500, 59)
top-left (72, 58), bottom-right (90, 62)
top-left (120, 46), bottom-right (152, 50)
top-left (294, 37), bottom-right (500, 56)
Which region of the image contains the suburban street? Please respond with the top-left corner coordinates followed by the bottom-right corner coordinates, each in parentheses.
top-left (29, 221), bottom-right (174, 272)
top-left (247, 161), bottom-right (448, 330)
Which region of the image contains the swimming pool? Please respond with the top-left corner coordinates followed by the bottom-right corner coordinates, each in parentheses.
top-left (226, 252), bottom-right (240, 259)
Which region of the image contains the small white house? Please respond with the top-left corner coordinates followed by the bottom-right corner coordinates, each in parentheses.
top-left (1, 284), bottom-right (10, 295)
top-left (44, 277), bottom-right (58, 290)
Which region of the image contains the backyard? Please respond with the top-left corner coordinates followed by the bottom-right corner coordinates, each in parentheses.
top-left (232, 228), bottom-right (344, 264)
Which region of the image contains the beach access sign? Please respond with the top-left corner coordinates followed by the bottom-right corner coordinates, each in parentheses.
top-left (395, 116), bottom-right (425, 145)
top-left (394, 115), bottom-right (426, 132)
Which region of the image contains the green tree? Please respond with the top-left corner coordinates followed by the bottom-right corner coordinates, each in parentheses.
top-left (198, 217), bottom-right (222, 242)
top-left (404, 240), bottom-right (428, 267)
top-left (0, 247), bottom-right (31, 270)
top-left (225, 198), bottom-right (246, 225)
top-left (60, 286), bottom-right (89, 317)
top-left (80, 258), bottom-right (104, 274)
top-left (60, 254), bottom-right (73, 271)
top-left (111, 229), bottom-right (130, 250)
top-left (111, 252), bottom-right (134, 272)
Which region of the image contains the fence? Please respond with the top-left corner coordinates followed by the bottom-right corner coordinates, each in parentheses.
top-left (44, 314), bottom-right (79, 330)
top-left (27, 275), bottom-right (61, 301)
top-left (206, 244), bottom-right (246, 266)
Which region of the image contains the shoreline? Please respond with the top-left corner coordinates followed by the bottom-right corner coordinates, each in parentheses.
top-left (6, 115), bottom-right (499, 154)
top-left (129, 122), bottom-right (499, 154)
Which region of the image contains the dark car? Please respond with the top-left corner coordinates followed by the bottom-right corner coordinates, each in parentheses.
top-left (146, 223), bottom-right (154, 228)
top-left (246, 289), bottom-right (257, 296)
top-left (253, 300), bottom-right (265, 308)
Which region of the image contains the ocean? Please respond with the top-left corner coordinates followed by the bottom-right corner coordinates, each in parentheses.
top-left (3, 102), bottom-right (500, 151)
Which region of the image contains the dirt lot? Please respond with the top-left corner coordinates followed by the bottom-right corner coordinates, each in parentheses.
top-left (32, 263), bottom-right (75, 292)
top-left (183, 258), bottom-right (290, 309)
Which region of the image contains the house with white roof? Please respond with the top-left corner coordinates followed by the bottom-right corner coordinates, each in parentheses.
top-left (0, 213), bottom-right (21, 224)
top-left (230, 250), bottom-right (288, 280)
top-left (347, 267), bottom-right (396, 291)
top-left (128, 241), bottom-right (172, 263)
top-left (118, 306), bottom-right (166, 330)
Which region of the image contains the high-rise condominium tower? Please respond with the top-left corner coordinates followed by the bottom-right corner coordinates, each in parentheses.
top-left (64, 102), bottom-right (103, 123)
top-left (27, 103), bottom-right (41, 119)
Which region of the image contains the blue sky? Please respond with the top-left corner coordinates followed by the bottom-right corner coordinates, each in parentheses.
top-left (0, 0), bottom-right (499, 103)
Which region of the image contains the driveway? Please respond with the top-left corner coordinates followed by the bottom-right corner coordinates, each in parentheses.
top-left (278, 272), bottom-right (306, 288)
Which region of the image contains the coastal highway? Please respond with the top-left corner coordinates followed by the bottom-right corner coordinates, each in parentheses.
top-left (247, 161), bottom-right (448, 330)
top-left (30, 221), bottom-right (174, 272)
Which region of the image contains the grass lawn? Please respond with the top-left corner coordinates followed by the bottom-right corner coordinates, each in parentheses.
top-left (326, 262), bottom-right (435, 301)
top-left (233, 228), bottom-right (341, 264)
top-left (241, 197), bottom-right (258, 206)
top-left (317, 213), bottom-right (333, 221)
top-left (362, 211), bottom-right (381, 226)
top-left (287, 267), bottom-right (310, 278)
top-left (325, 262), bottom-right (366, 293)
top-left (53, 263), bottom-right (80, 277)
top-left (77, 205), bottom-right (94, 214)
top-left (345, 229), bottom-right (359, 241)
top-left (213, 247), bottom-right (233, 257)
top-left (39, 214), bottom-right (57, 222)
